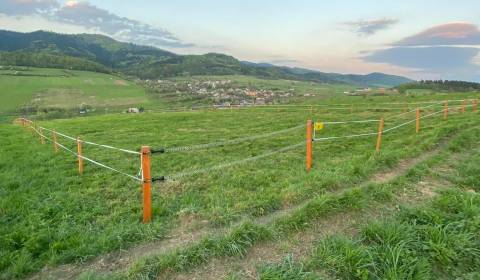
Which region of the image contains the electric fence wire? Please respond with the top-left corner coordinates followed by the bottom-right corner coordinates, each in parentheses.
top-left (163, 123), bottom-right (305, 152)
top-left (29, 125), bottom-right (142, 181)
top-left (164, 141), bottom-right (304, 180)
top-left (40, 126), bottom-right (141, 155)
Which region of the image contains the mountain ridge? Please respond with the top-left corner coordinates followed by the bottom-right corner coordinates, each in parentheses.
top-left (0, 30), bottom-right (413, 87)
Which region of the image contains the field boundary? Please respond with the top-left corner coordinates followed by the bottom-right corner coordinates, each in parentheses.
top-left (13, 98), bottom-right (478, 223)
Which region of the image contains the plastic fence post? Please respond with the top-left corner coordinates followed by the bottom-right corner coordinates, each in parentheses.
top-left (306, 120), bottom-right (313, 172)
top-left (444, 101), bottom-right (448, 120)
top-left (375, 117), bottom-right (384, 152)
top-left (141, 146), bottom-right (152, 223)
top-left (52, 130), bottom-right (58, 153)
top-left (416, 108), bottom-right (420, 134)
top-left (77, 137), bottom-right (83, 175)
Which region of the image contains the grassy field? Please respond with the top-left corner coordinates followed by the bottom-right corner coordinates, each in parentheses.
top-left (1, 87), bottom-right (479, 279)
top-left (0, 67), bottom-right (147, 115)
top-left (257, 140), bottom-right (480, 280)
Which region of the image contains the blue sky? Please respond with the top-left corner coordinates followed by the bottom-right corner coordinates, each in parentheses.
top-left (1, 0), bottom-right (480, 81)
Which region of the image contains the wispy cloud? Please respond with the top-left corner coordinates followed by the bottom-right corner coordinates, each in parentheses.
top-left (0, 0), bottom-right (192, 48)
top-left (0, 0), bottom-right (58, 15)
top-left (344, 17), bottom-right (398, 36)
top-left (394, 22), bottom-right (480, 46)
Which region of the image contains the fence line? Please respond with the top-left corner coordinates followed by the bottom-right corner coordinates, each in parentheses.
top-left (163, 123), bottom-right (304, 152)
top-left (148, 98), bottom-right (478, 113)
top-left (14, 97), bottom-right (477, 223)
top-left (164, 142), bottom-right (304, 180)
top-left (40, 126), bottom-right (141, 155)
top-left (28, 123), bottom-right (142, 181)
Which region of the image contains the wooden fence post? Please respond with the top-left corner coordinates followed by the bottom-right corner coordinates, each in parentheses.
top-left (306, 120), bottom-right (313, 172)
top-left (141, 146), bottom-right (152, 223)
top-left (52, 130), bottom-right (58, 153)
top-left (443, 101), bottom-right (448, 120)
top-left (416, 108), bottom-right (420, 134)
top-left (40, 127), bottom-right (45, 144)
top-left (473, 99), bottom-right (478, 113)
top-left (375, 118), bottom-right (384, 152)
top-left (461, 100), bottom-right (466, 113)
top-left (77, 137), bottom-right (83, 175)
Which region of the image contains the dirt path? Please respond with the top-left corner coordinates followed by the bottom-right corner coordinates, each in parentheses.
top-left (169, 158), bottom-right (453, 280)
top-left (29, 135), bottom-right (453, 280)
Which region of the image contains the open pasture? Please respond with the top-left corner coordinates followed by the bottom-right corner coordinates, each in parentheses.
top-left (0, 92), bottom-right (479, 279)
top-left (0, 67), bottom-right (147, 114)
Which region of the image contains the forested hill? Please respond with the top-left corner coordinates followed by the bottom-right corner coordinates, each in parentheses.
top-left (397, 80), bottom-right (480, 93)
top-left (0, 30), bottom-right (412, 87)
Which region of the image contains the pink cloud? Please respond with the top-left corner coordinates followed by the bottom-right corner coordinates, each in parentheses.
top-left (394, 22), bottom-right (480, 46)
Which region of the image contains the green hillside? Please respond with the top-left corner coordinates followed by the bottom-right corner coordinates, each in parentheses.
top-left (0, 30), bottom-right (412, 87)
top-left (0, 67), bottom-right (146, 115)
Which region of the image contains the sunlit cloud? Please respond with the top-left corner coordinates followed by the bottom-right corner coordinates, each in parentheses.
top-left (394, 22), bottom-right (480, 46)
top-left (363, 22), bottom-right (480, 81)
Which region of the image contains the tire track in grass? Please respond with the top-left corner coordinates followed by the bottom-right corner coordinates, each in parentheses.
top-left (28, 127), bottom-right (470, 280)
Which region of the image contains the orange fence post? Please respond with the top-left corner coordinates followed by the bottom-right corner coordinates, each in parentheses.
top-left (52, 130), bottom-right (58, 153)
top-left (461, 100), bottom-right (466, 113)
top-left (473, 99), bottom-right (478, 113)
top-left (443, 101), bottom-right (448, 120)
top-left (375, 117), bottom-right (384, 152)
top-left (141, 146), bottom-right (152, 223)
top-left (77, 137), bottom-right (83, 175)
top-left (416, 108), bottom-right (420, 134)
top-left (306, 120), bottom-right (313, 172)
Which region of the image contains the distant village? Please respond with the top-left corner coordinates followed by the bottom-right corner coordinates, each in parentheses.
top-left (141, 79), bottom-right (296, 107)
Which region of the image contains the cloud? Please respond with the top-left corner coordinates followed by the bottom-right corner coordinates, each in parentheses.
top-left (54, 1), bottom-right (192, 48)
top-left (394, 22), bottom-right (480, 46)
top-left (0, 0), bottom-right (192, 49)
top-left (362, 22), bottom-right (480, 81)
top-left (364, 46), bottom-right (480, 71)
top-left (0, 0), bottom-right (58, 15)
top-left (344, 18), bottom-right (398, 36)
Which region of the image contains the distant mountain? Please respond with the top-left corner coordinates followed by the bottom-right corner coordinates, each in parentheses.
top-left (0, 30), bottom-right (413, 87)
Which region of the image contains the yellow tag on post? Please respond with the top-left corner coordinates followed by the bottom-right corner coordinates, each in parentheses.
top-left (314, 122), bottom-right (324, 131)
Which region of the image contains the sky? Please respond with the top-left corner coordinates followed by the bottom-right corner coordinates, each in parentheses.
top-left (1, 0), bottom-right (480, 81)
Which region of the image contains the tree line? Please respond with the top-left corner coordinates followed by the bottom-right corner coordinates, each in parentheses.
top-left (0, 51), bottom-right (111, 74)
top-left (397, 80), bottom-right (480, 93)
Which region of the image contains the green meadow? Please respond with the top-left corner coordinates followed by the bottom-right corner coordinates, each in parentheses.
top-left (1, 86), bottom-right (479, 279)
top-left (0, 67), bottom-right (147, 114)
